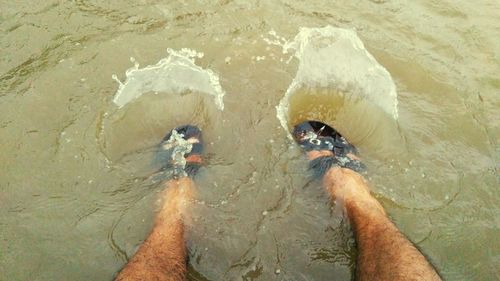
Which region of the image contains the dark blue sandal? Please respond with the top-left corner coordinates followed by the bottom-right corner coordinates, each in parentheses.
top-left (156, 125), bottom-right (203, 179)
top-left (292, 121), bottom-right (366, 176)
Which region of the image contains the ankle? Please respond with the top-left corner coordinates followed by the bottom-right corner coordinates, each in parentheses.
top-left (323, 167), bottom-right (384, 211)
top-left (323, 168), bottom-right (369, 198)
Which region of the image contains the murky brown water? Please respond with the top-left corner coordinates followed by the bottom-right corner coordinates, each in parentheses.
top-left (1, 1), bottom-right (498, 280)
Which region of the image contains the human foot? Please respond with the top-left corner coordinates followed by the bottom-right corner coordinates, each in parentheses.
top-left (292, 121), bottom-right (374, 203)
top-left (157, 125), bottom-right (203, 179)
top-left (292, 121), bottom-right (365, 176)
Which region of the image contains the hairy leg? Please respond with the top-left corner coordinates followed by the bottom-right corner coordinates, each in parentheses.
top-left (323, 167), bottom-right (441, 281)
top-left (115, 177), bottom-right (195, 281)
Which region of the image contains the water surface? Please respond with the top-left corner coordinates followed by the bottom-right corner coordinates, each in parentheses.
top-left (1, 1), bottom-right (498, 280)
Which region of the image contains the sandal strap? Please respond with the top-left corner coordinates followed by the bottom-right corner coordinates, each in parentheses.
top-left (156, 125), bottom-right (203, 179)
top-left (186, 142), bottom-right (203, 157)
top-left (293, 121), bottom-right (366, 176)
top-left (309, 156), bottom-right (366, 177)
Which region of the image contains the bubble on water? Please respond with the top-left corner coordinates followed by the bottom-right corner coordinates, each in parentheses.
top-left (250, 171), bottom-right (258, 184)
top-left (261, 30), bottom-right (288, 49)
top-left (113, 48), bottom-right (225, 110)
top-left (269, 26), bottom-right (398, 137)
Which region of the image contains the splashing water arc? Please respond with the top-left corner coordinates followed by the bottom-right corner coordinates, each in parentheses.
top-left (105, 48), bottom-right (226, 162)
top-left (276, 26), bottom-right (398, 134)
top-left (112, 48), bottom-right (225, 110)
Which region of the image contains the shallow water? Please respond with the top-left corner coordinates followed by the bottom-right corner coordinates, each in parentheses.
top-left (1, 1), bottom-right (499, 280)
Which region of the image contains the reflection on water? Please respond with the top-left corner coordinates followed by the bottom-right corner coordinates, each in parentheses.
top-left (0, 1), bottom-right (498, 281)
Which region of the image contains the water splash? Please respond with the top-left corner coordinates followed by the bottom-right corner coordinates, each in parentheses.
top-left (112, 48), bottom-right (225, 110)
top-left (269, 26), bottom-right (398, 134)
top-left (161, 129), bottom-right (193, 171)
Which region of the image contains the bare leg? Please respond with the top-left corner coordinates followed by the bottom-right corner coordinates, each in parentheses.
top-left (322, 164), bottom-right (442, 281)
top-left (294, 122), bottom-right (441, 280)
top-left (115, 177), bottom-right (195, 281)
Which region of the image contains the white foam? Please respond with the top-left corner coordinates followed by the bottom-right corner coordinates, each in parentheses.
top-left (112, 48), bottom-right (225, 110)
top-left (270, 26), bottom-right (398, 134)
top-left (161, 129), bottom-right (193, 176)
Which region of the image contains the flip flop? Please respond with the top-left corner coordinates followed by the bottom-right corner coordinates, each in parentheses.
top-left (292, 121), bottom-right (366, 177)
top-left (156, 125), bottom-right (203, 179)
